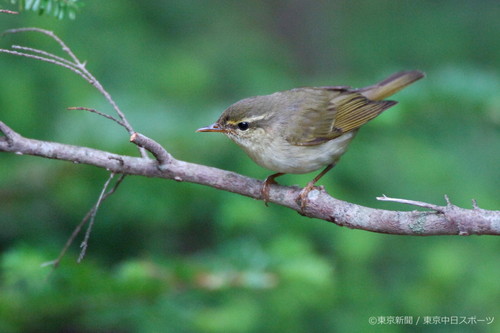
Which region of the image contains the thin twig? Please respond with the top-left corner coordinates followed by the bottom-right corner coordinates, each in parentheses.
top-left (3, 29), bottom-right (130, 130)
top-left (12, 44), bottom-right (77, 67)
top-left (68, 107), bottom-right (126, 128)
top-left (81, 71), bottom-right (137, 135)
top-left (42, 174), bottom-right (126, 269)
top-left (376, 194), bottom-right (446, 213)
top-left (78, 172), bottom-right (117, 262)
top-left (3, 27), bottom-right (81, 64)
top-left (0, 49), bottom-right (92, 81)
top-left (41, 207), bottom-right (94, 269)
top-left (0, 9), bottom-right (18, 14)
top-left (2, 27), bottom-right (148, 158)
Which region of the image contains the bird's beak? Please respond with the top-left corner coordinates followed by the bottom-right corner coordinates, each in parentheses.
top-left (196, 123), bottom-right (225, 133)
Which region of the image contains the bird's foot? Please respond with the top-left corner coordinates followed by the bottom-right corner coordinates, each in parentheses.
top-left (261, 173), bottom-right (284, 206)
top-left (298, 182), bottom-right (320, 213)
top-left (297, 164), bottom-right (334, 213)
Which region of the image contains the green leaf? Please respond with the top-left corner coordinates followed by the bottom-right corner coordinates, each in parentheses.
top-left (5, 0), bottom-right (83, 19)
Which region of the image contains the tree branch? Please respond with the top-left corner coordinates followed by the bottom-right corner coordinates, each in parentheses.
top-left (1, 27), bottom-right (498, 239)
top-left (2, 121), bottom-right (499, 236)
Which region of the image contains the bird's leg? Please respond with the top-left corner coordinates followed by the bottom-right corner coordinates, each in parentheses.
top-left (261, 172), bottom-right (285, 206)
top-left (299, 164), bottom-right (335, 211)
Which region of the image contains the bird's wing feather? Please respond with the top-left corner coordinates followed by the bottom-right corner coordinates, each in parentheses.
top-left (285, 89), bottom-right (397, 146)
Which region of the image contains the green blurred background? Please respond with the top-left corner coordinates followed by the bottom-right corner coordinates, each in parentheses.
top-left (0, 1), bottom-right (499, 332)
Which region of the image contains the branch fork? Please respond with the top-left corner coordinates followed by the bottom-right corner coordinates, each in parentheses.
top-left (130, 132), bottom-right (172, 168)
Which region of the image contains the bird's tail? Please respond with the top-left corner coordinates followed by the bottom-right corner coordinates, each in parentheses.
top-left (358, 70), bottom-right (425, 101)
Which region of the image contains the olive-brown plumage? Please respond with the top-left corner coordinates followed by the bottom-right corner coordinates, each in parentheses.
top-left (198, 70), bottom-right (425, 208)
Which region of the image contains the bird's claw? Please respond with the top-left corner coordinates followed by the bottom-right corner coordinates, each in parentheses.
top-left (260, 173), bottom-right (283, 206)
top-left (298, 182), bottom-right (319, 213)
top-left (261, 181), bottom-right (272, 207)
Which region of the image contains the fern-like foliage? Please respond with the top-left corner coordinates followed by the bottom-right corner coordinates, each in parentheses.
top-left (6, 0), bottom-right (83, 19)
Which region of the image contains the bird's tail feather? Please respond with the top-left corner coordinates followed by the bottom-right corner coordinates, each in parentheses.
top-left (359, 70), bottom-right (425, 101)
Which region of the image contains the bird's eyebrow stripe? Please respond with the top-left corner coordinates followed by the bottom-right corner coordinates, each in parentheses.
top-left (227, 114), bottom-right (266, 125)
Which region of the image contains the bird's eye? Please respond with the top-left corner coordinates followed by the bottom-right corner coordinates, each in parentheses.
top-left (237, 122), bottom-right (249, 131)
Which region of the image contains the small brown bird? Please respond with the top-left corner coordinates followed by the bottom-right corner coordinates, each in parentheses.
top-left (198, 70), bottom-right (425, 208)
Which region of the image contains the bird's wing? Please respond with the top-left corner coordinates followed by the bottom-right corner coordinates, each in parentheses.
top-left (285, 88), bottom-right (397, 146)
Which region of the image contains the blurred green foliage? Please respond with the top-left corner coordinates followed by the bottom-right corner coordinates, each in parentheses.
top-left (5, 0), bottom-right (82, 20)
top-left (0, 1), bottom-right (499, 332)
